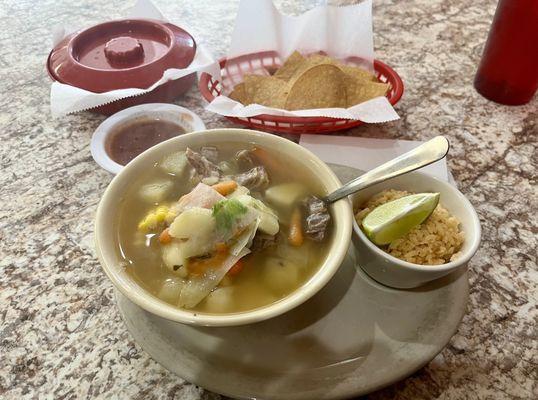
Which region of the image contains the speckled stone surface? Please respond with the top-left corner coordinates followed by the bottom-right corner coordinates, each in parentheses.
top-left (1, 0), bottom-right (536, 399)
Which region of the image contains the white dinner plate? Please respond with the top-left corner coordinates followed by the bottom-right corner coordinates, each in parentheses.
top-left (115, 164), bottom-right (468, 399)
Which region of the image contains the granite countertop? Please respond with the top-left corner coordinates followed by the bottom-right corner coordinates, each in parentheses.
top-left (1, 0), bottom-right (536, 398)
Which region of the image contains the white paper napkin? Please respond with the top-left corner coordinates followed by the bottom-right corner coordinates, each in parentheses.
top-left (205, 0), bottom-right (400, 123)
top-left (49, 0), bottom-right (220, 117)
top-left (299, 134), bottom-right (451, 182)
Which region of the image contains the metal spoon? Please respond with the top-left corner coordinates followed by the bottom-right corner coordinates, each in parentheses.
top-left (323, 136), bottom-right (450, 204)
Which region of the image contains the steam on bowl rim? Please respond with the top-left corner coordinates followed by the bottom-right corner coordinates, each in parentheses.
top-left (94, 128), bottom-right (353, 326)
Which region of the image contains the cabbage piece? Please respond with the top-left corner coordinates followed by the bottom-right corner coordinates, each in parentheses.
top-left (235, 194), bottom-right (279, 235)
top-left (172, 183), bottom-right (224, 214)
top-left (166, 197), bottom-right (258, 271)
top-left (164, 196), bottom-right (263, 308)
top-left (226, 185), bottom-right (250, 199)
top-left (212, 199), bottom-right (258, 243)
top-left (228, 219), bottom-right (260, 256)
top-left (178, 248), bottom-right (250, 308)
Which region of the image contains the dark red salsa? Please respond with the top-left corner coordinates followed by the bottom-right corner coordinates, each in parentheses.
top-left (106, 118), bottom-right (185, 165)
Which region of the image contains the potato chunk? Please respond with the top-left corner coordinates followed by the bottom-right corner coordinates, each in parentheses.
top-left (203, 287), bottom-right (235, 313)
top-left (169, 207), bottom-right (214, 239)
top-left (265, 183), bottom-right (307, 208)
top-left (139, 180), bottom-right (174, 203)
top-left (168, 208), bottom-right (216, 260)
top-left (160, 151), bottom-right (188, 175)
top-left (262, 257), bottom-right (300, 294)
top-left (162, 241), bottom-right (186, 271)
top-left (158, 277), bottom-right (185, 304)
top-left (235, 194), bottom-right (279, 236)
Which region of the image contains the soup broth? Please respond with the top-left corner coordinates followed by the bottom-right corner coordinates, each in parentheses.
top-left (116, 142), bottom-right (333, 314)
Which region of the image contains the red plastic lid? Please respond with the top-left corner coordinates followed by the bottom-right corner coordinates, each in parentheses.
top-left (47, 19), bottom-right (196, 93)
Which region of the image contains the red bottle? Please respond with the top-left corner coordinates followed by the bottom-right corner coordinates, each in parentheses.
top-left (474, 0), bottom-right (538, 105)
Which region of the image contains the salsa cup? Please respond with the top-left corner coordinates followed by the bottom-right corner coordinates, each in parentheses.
top-left (95, 128), bottom-right (353, 326)
top-left (91, 103), bottom-right (206, 174)
top-left (351, 171), bottom-right (481, 289)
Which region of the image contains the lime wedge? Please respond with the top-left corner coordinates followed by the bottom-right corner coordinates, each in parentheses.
top-left (361, 192), bottom-right (440, 245)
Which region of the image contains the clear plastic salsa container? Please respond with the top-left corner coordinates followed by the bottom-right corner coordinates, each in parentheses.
top-left (47, 19), bottom-right (197, 115)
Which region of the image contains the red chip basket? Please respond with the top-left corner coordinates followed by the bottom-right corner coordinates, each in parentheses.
top-left (199, 51), bottom-right (404, 134)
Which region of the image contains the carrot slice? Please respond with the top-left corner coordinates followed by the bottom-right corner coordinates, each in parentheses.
top-left (288, 208), bottom-right (304, 247)
top-left (251, 147), bottom-right (282, 173)
top-left (215, 242), bottom-right (228, 253)
top-left (159, 228), bottom-right (172, 244)
top-left (227, 259), bottom-right (244, 276)
top-left (212, 180), bottom-right (238, 196)
top-left (188, 252), bottom-right (228, 276)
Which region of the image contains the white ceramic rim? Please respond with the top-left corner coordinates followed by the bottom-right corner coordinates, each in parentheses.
top-left (351, 171), bottom-right (481, 273)
top-left (90, 103), bottom-right (206, 174)
top-left (95, 128), bottom-right (353, 326)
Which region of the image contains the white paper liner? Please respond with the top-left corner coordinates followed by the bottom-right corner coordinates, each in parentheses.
top-left (205, 0), bottom-right (400, 123)
top-left (49, 0), bottom-right (220, 117)
top-left (299, 135), bottom-right (450, 182)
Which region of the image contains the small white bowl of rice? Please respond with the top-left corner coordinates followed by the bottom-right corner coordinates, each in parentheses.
top-left (351, 171), bottom-right (481, 289)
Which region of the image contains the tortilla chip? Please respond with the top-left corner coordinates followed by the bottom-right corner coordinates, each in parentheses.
top-left (306, 54), bottom-right (337, 66)
top-left (286, 54), bottom-right (334, 80)
top-left (346, 81), bottom-right (390, 106)
top-left (229, 82), bottom-right (248, 104)
top-left (230, 51), bottom-right (387, 110)
top-left (274, 51), bottom-right (306, 81)
top-left (285, 64), bottom-right (347, 110)
top-left (251, 76), bottom-right (288, 108)
top-left (339, 65), bottom-right (378, 83)
top-left (242, 75), bottom-right (269, 104)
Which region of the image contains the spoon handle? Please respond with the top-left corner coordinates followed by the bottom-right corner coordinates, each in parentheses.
top-left (323, 136), bottom-right (450, 204)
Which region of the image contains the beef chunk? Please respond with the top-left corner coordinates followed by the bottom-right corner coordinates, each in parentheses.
top-left (303, 196), bottom-right (330, 241)
top-left (200, 146), bottom-right (219, 163)
top-left (251, 232), bottom-right (278, 252)
top-left (185, 147), bottom-right (221, 179)
top-left (234, 166), bottom-right (269, 190)
top-left (235, 149), bottom-right (254, 169)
